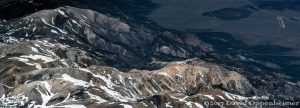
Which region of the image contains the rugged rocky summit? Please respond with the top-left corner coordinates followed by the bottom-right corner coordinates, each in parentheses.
top-left (0, 40), bottom-right (266, 107)
top-left (0, 0), bottom-right (300, 108)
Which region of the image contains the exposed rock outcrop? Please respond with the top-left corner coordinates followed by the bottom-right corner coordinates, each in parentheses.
top-left (0, 1), bottom-right (300, 107)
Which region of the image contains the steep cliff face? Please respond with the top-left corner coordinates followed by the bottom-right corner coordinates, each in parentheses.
top-left (0, 0), bottom-right (300, 108)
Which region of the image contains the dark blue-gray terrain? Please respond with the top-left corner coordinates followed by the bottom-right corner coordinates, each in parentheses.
top-left (0, 0), bottom-right (299, 108)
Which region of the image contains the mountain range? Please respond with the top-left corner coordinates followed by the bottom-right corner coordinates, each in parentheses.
top-left (0, 0), bottom-right (300, 108)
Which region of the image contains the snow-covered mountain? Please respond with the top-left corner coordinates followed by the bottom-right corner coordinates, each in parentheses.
top-left (0, 0), bottom-right (300, 108)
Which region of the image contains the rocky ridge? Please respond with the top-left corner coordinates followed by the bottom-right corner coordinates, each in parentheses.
top-left (0, 40), bottom-right (269, 107)
top-left (0, 1), bottom-right (300, 108)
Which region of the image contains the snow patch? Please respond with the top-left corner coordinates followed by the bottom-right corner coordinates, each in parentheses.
top-left (194, 102), bottom-right (204, 108)
top-left (61, 74), bottom-right (92, 87)
top-left (80, 68), bottom-right (116, 89)
top-left (36, 81), bottom-right (55, 106)
top-left (9, 57), bottom-right (29, 62)
top-left (119, 104), bottom-right (132, 108)
top-left (31, 47), bottom-right (39, 53)
top-left (99, 85), bottom-right (129, 102)
top-left (79, 68), bottom-right (91, 72)
top-left (223, 92), bottom-right (269, 100)
top-left (81, 15), bottom-right (87, 19)
top-left (216, 95), bottom-right (225, 100)
top-left (86, 91), bottom-right (107, 103)
top-left (33, 26), bottom-right (37, 32)
top-left (57, 105), bottom-right (86, 108)
top-left (60, 59), bottom-right (69, 67)
top-left (169, 95), bottom-right (188, 102)
top-left (50, 29), bottom-right (58, 34)
top-left (57, 9), bottom-right (67, 17)
top-left (0, 95), bottom-right (28, 107)
top-left (8, 56), bottom-right (43, 69)
top-left (20, 54), bottom-right (56, 63)
top-left (203, 95), bottom-right (214, 100)
top-left (34, 43), bottom-right (40, 47)
top-left (158, 72), bottom-right (172, 79)
top-left (165, 102), bottom-right (173, 108)
top-left (41, 18), bottom-right (67, 34)
top-left (186, 101), bottom-right (192, 108)
top-left (72, 20), bottom-right (81, 27)
top-left (1, 36), bottom-right (20, 43)
top-left (0, 55), bottom-right (5, 59)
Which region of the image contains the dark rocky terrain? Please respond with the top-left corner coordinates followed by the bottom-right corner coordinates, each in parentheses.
top-left (0, 0), bottom-right (300, 108)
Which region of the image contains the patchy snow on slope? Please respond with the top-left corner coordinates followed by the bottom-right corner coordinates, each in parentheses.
top-left (35, 81), bottom-right (55, 107)
top-left (60, 59), bottom-right (69, 67)
top-left (32, 26), bottom-right (37, 32)
top-left (119, 104), bottom-right (133, 108)
top-left (158, 72), bottom-right (172, 79)
top-left (0, 55), bottom-right (5, 59)
top-left (194, 102), bottom-right (204, 108)
top-left (80, 68), bottom-right (116, 89)
top-left (223, 91), bottom-right (269, 100)
top-left (79, 68), bottom-right (91, 72)
top-left (203, 95), bottom-right (214, 100)
top-left (9, 57), bottom-right (29, 62)
top-left (1, 36), bottom-right (20, 43)
top-left (34, 63), bottom-right (42, 70)
top-left (169, 95), bottom-right (188, 102)
top-left (56, 104), bottom-right (86, 108)
top-left (20, 54), bottom-right (56, 63)
top-left (50, 29), bottom-right (58, 34)
top-left (34, 43), bottom-right (41, 47)
top-left (118, 75), bottom-right (126, 85)
top-left (61, 74), bottom-right (92, 87)
top-left (9, 56), bottom-right (43, 69)
top-left (0, 95), bottom-right (28, 107)
top-left (216, 95), bottom-right (225, 100)
top-left (31, 47), bottom-right (39, 53)
top-left (95, 74), bottom-right (116, 88)
top-left (72, 19), bottom-right (81, 27)
top-left (99, 85), bottom-right (129, 102)
top-left (175, 73), bottom-right (184, 79)
top-left (41, 18), bottom-right (67, 34)
top-left (57, 9), bottom-right (67, 17)
top-left (165, 102), bottom-right (173, 108)
top-left (186, 101), bottom-right (192, 108)
top-left (86, 91), bottom-right (107, 103)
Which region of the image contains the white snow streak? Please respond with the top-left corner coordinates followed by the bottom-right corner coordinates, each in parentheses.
top-left (119, 104), bottom-right (133, 108)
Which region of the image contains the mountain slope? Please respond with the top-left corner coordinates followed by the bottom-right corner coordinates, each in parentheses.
top-left (0, 40), bottom-right (268, 107)
top-left (0, 1), bottom-right (300, 108)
